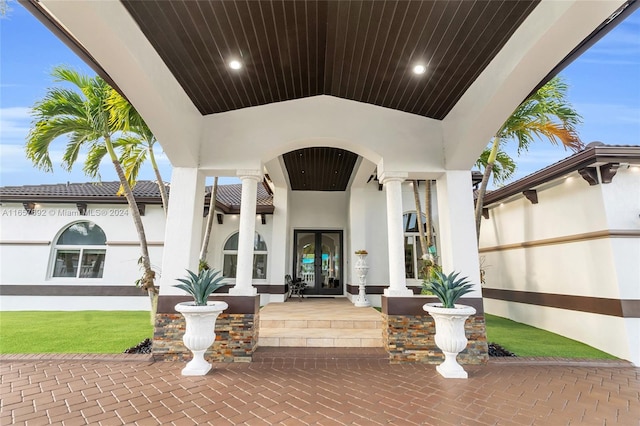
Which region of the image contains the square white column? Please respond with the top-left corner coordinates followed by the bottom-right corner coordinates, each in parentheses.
top-left (435, 171), bottom-right (482, 296)
top-left (229, 170), bottom-right (262, 296)
top-left (159, 167), bottom-right (205, 295)
top-left (380, 172), bottom-right (413, 297)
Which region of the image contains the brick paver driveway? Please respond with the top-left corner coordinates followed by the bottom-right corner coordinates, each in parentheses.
top-left (1, 350), bottom-right (638, 425)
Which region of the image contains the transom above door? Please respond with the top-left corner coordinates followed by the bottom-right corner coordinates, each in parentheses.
top-left (293, 230), bottom-right (343, 296)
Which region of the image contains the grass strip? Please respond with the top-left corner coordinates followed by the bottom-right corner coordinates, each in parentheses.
top-left (485, 314), bottom-right (617, 359)
top-left (0, 311), bottom-right (152, 354)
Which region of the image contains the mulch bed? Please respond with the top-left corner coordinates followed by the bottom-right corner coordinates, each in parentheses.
top-left (123, 338), bottom-right (152, 354)
top-left (125, 338), bottom-right (518, 357)
top-left (488, 342), bottom-right (517, 357)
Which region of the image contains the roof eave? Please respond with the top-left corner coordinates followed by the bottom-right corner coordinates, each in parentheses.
top-left (483, 145), bottom-right (640, 206)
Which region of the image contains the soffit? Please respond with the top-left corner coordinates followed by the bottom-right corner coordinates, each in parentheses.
top-left (120, 0), bottom-right (539, 120)
top-left (283, 147), bottom-right (359, 191)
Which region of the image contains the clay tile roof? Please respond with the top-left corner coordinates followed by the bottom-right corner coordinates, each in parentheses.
top-left (0, 181), bottom-right (164, 198)
top-left (210, 184), bottom-right (272, 208)
top-left (0, 180), bottom-right (274, 213)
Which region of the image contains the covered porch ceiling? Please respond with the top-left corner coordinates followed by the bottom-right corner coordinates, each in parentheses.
top-left (24, 0), bottom-right (635, 184)
top-left (120, 0), bottom-right (539, 120)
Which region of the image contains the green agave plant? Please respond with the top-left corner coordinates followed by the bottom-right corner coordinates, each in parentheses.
top-left (174, 269), bottom-right (225, 306)
top-left (424, 270), bottom-right (474, 309)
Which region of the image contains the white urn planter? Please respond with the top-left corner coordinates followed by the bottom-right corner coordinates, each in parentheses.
top-left (423, 303), bottom-right (476, 379)
top-left (175, 301), bottom-right (228, 376)
top-left (353, 253), bottom-right (371, 307)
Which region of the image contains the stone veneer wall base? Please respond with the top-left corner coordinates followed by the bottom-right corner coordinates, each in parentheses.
top-left (382, 296), bottom-right (488, 364)
top-left (152, 295), bottom-right (259, 363)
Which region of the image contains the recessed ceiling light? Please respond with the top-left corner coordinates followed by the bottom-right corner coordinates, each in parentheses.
top-left (229, 60), bottom-right (242, 70)
top-left (413, 64), bottom-right (426, 75)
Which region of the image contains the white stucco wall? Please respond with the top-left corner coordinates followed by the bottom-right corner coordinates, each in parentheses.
top-left (0, 202), bottom-right (166, 311)
top-left (479, 167), bottom-right (640, 365)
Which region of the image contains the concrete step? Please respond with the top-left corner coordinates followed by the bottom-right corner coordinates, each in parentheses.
top-left (260, 319), bottom-right (382, 329)
top-left (258, 327), bottom-right (383, 347)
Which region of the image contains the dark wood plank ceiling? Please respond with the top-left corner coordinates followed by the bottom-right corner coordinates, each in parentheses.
top-left (121, 0), bottom-right (539, 120)
top-left (283, 147), bottom-right (358, 191)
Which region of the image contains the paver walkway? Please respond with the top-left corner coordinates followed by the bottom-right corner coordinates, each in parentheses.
top-left (1, 349), bottom-right (638, 425)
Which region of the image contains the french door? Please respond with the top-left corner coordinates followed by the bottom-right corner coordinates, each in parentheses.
top-left (293, 230), bottom-right (343, 295)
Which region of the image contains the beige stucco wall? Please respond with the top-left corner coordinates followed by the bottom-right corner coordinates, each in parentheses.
top-left (479, 166), bottom-right (640, 365)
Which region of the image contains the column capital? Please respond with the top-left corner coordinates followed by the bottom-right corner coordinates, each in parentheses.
top-left (379, 171), bottom-right (408, 185)
top-left (237, 169), bottom-right (263, 182)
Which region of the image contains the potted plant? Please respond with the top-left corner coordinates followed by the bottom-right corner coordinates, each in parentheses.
top-left (422, 270), bottom-right (476, 378)
top-left (174, 268), bottom-right (228, 376)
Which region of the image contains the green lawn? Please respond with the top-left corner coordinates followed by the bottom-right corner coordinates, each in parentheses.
top-left (485, 314), bottom-right (617, 359)
top-left (0, 311), bottom-right (153, 354)
top-left (0, 310), bottom-right (618, 359)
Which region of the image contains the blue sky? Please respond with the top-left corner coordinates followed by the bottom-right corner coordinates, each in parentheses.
top-left (1, 2), bottom-right (638, 188)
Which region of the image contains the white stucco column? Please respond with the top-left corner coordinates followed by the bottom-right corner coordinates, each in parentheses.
top-left (380, 172), bottom-right (413, 297)
top-left (160, 167), bottom-right (205, 294)
top-left (229, 170), bottom-right (262, 296)
top-left (268, 185), bottom-right (289, 301)
top-left (435, 171), bottom-right (482, 296)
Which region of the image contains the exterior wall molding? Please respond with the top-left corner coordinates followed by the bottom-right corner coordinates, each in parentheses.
top-left (479, 229), bottom-right (640, 253)
top-left (0, 241), bottom-right (51, 245)
top-left (0, 285), bottom-right (146, 297)
top-left (106, 241), bottom-right (164, 246)
top-left (483, 288), bottom-right (640, 318)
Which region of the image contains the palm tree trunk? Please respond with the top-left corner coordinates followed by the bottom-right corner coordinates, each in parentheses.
top-left (199, 177), bottom-right (218, 266)
top-left (475, 136), bottom-right (499, 240)
top-left (425, 180), bottom-right (433, 249)
top-left (411, 180), bottom-right (427, 259)
top-left (148, 147), bottom-right (168, 216)
top-left (105, 136), bottom-right (157, 324)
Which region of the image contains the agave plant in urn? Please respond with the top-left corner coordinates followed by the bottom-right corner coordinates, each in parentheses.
top-left (174, 269), bottom-right (228, 376)
top-left (423, 270), bottom-right (476, 378)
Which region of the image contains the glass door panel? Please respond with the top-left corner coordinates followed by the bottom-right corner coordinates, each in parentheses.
top-left (294, 230), bottom-right (343, 295)
top-left (295, 232), bottom-right (316, 292)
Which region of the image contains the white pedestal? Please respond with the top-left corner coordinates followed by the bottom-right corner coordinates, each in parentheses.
top-left (354, 254), bottom-right (371, 307)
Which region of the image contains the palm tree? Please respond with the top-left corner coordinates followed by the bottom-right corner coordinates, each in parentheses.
top-left (107, 92), bottom-right (169, 215)
top-left (412, 179), bottom-right (439, 281)
top-left (475, 148), bottom-right (517, 186)
top-left (199, 177), bottom-right (218, 271)
top-left (411, 180), bottom-right (427, 259)
top-left (474, 76), bottom-right (583, 238)
top-left (25, 66), bottom-right (158, 316)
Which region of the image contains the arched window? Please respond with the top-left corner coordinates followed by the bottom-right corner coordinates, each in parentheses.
top-left (403, 212), bottom-right (436, 280)
top-left (222, 232), bottom-right (268, 280)
top-left (51, 222), bottom-right (107, 279)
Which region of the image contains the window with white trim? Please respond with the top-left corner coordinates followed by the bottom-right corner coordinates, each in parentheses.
top-left (403, 212), bottom-right (435, 280)
top-left (51, 222), bottom-right (107, 279)
top-left (222, 232), bottom-right (268, 280)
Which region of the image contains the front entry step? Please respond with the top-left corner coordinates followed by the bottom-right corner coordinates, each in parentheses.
top-left (259, 327), bottom-right (382, 347)
top-left (258, 299), bottom-right (383, 348)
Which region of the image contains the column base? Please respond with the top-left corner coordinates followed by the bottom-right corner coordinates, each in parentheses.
top-left (229, 286), bottom-right (258, 296)
top-left (384, 288), bottom-right (414, 297)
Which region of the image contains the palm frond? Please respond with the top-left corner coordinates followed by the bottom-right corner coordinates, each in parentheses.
top-left (83, 144), bottom-right (108, 179)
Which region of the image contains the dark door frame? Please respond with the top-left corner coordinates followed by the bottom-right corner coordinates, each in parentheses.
top-left (293, 229), bottom-right (343, 296)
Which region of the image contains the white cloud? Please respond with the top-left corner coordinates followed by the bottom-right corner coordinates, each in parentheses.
top-left (0, 106), bottom-right (31, 141)
top-left (574, 102), bottom-right (640, 125)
